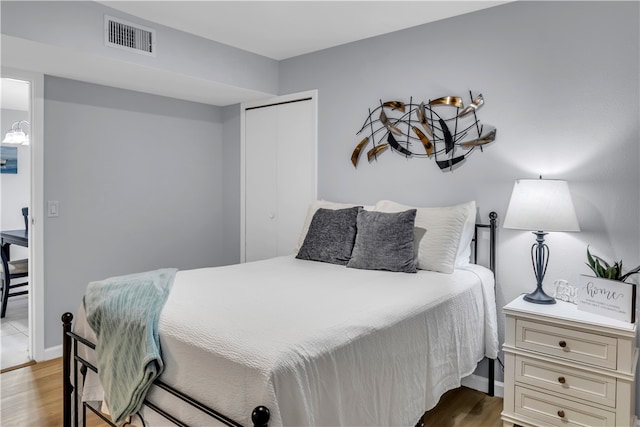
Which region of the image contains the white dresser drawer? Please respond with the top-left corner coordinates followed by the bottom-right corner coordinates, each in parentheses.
top-left (516, 319), bottom-right (617, 369)
top-left (515, 355), bottom-right (617, 407)
top-left (503, 297), bottom-right (636, 427)
top-left (514, 386), bottom-right (616, 426)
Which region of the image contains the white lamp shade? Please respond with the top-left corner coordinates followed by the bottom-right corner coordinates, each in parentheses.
top-left (503, 179), bottom-right (580, 232)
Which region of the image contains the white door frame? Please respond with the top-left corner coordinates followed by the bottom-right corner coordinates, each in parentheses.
top-left (240, 90), bottom-right (318, 263)
top-left (2, 67), bottom-right (45, 361)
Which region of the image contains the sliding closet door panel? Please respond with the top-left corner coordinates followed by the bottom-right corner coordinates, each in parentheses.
top-left (243, 92), bottom-right (317, 263)
top-left (276, 99), bottom-right (315, 256)
top-left (245, 107), bottom-right (278, 262)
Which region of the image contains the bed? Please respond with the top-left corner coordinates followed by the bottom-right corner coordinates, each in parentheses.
top-left (62, 201), bottom-right (498, 427)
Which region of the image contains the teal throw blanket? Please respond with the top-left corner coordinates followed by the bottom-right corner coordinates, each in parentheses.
top-left (84, 268), bottom-right (177, 425)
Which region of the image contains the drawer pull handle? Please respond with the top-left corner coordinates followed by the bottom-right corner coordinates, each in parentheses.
top-left (558, 340), bottom-right (567, 348)
top-left (558, 376), bottom-right (566, 384)
top-left (557, 410), bottom-right (565, 418)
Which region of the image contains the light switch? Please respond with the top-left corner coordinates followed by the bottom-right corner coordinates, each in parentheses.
top-left (48, 201), bottom-right (59, 217)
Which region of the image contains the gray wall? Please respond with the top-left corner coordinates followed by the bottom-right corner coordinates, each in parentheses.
top-left (43, 76), bottom-right (226, 346)
top-left (279, 0), bottom-right (640, 385)
top-left (221, 104), bottom-right (242, 265)
top-left (1, 1), bottom-right (278, 97)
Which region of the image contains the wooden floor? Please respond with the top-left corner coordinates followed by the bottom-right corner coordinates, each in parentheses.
top-left (422, 385), bottom-right (503, 427)
top-left (0, 358), bottom-right (103, 427)
top-left (1, 358), bottom-right (503, 426)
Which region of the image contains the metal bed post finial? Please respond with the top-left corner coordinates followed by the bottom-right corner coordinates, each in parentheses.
top-left (252, 406), bottom-right (270, 427)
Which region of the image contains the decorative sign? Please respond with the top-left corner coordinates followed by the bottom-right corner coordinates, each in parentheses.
top-left (351, 91), bottom-right (496, 171)
top-left (577, 275), bottom-right (636, 323)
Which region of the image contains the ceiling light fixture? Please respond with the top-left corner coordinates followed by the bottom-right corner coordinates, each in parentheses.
top-left (2, 120), bottom-right (30, 145)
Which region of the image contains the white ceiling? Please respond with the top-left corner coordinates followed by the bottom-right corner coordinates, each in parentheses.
top-left (98, 1), bottom-right (510, 60)
top-left (2, 1), bottom-right (511, 108)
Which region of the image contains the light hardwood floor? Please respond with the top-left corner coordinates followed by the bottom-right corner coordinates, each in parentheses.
top-left (1, 358), bottom-right (503, 426)
top-left (421, 385), bottom-right (503, 427)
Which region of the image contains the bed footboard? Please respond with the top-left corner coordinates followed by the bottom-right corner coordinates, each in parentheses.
top-left (62, 313), bottom-right (270, 427)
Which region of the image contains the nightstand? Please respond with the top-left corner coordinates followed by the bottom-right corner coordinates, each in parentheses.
top-left (501, 295), bottom-right (638, 427)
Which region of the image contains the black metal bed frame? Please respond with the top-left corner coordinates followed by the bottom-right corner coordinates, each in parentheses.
top-left (62, 212), bottom-right (497, 427)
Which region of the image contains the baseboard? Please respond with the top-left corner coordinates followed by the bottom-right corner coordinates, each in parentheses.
top-left (461, 373), bottom-right (504, 398)
top-left (43, 344), bottom-right (62, 361)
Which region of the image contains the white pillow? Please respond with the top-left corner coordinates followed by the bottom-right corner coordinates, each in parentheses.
top-left (295, 200), bottom-right (373, 253)
top-left (455, 201), bottom-right (477, 268)
top-left (373, 200), bottom-right (474, 274)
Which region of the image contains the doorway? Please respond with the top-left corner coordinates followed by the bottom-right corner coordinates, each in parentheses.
top-left (1, 77), bottom-right (30, 369)
top-left (1, 68), bottom-right (44, 369)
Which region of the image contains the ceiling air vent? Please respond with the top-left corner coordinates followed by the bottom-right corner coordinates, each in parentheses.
top-left (104, 15), bottom-right (156, 56)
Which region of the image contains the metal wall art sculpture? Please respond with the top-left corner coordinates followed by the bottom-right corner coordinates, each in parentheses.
top-left (351, 91), bottom-right (496, 171)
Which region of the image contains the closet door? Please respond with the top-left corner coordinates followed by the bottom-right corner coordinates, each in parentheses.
top-left (243, 93), bottom-right (316, 262)
top-left (245, 106), bottom-right (278, 261)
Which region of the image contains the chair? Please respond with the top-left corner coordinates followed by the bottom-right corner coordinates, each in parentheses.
top-left (0, 207), bottom-right (29, 318)
top-left (0, 249), bottom-right (28, 318)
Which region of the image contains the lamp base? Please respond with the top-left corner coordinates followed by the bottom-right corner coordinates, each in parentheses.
top-left (523, 286), bottom-right (556, 304)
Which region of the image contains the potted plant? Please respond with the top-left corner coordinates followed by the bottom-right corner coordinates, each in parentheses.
top-left (586, 246), bottom-right (640, 282)
top-left (577, 247), bottom-right (640, 323)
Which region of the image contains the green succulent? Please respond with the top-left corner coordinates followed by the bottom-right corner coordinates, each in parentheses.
top-left (586, 246), bottom-right (640, 283)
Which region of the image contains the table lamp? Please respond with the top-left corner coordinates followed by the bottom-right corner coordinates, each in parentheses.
top-left (503, 178), bottom-right (580, 304)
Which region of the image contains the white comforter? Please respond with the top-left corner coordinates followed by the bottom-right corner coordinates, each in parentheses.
top-left (78, 256), bottom-right (498, 426)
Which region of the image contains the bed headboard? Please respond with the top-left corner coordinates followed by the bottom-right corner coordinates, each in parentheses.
top-left (473, 211), bottom-right (497, 397)
top-left (473, 211), bottom-right (497, 274)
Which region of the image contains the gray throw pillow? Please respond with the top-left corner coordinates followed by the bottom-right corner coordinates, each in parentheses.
top-left (296, 206), bottom-right (361, 265)
top-left (347, 209), bottom-right (417, 273)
